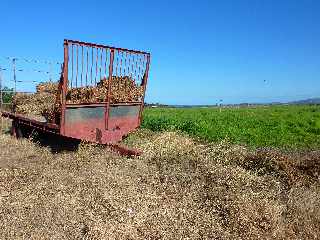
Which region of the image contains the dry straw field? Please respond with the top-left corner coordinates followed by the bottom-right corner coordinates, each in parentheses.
top-left (0, 129), bottom-right (319, 239)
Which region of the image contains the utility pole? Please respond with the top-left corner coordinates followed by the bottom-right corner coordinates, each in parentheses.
top-left (49, 62), bottom-right (52, 82)
top-left (0, 66), bottom-right (3, 132)
top-left (0, 66), bottom-right (3, 109)
top-left (219, 99), bottom-right (223, 113)
top-left (12, 58), bottom-right (17, 94)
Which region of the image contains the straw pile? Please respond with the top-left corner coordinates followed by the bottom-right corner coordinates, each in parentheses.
top-left (12, 76), bottom-right (144, 122)
top-left (66, 76), bottom-right (144, 104)
top-left (0, 130), bottom-right (319, 239)
top-left (12, 82), bottom-right (59, 122)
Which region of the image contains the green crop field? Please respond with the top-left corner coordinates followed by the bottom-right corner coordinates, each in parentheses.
top-left (142, 105), bottom-right (320, 149)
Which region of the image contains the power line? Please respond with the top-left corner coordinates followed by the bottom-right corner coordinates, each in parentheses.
top-left (0, 66), bottom-right (61, 75)
top-left (2, 56), bottom-right (61, 65)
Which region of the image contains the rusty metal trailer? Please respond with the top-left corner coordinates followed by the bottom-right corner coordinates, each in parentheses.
top-left (0, 39), bottom-right (151, 155)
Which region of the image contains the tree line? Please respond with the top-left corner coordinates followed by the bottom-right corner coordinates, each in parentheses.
top-left (1, 86), bottom-right (14, 104)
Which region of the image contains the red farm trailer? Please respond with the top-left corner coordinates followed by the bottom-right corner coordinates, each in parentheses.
top-left (0, 39), bottom-right (151, 155)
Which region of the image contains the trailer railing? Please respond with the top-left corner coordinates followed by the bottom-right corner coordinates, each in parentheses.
top-left (60, 39), bottom-right (151, 133)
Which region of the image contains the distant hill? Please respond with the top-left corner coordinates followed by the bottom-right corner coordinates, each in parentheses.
top-left (146, 98), bottom-right (320, 108)
top-left (289, 98), bottom-right (320, 105)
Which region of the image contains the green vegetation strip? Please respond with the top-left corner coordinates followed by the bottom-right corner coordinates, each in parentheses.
top-left (142, 105), bottom-right (320, 149)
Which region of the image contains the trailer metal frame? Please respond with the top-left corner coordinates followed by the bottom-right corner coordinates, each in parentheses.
top-left (1, 39), bottom-right (151, 156)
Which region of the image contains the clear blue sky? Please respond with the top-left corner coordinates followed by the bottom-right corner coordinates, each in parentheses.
top-left (0, 0), bottom-right (319, 104)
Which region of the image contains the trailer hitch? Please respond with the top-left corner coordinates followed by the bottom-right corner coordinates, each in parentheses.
top-left (107, 143), bottom-right (142, 158)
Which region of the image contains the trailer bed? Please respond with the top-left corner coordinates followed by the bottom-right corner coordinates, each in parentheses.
top-left (1, 110), bottom-right (59, 134)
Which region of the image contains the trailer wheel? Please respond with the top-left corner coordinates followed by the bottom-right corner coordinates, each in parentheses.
top-left (10, 121), bottom-right (23, 138)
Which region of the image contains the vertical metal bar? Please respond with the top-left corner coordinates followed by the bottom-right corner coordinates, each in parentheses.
top-left (105, 49), bottom-right (115, 130)
top-left (131, 55), bottom-right (135, 81)
top-left (119, 52), bottom-right (123, 77)
top-left (124, 52), bottom-right (127, 76)
top-left (91, 47), bottom-right (93, 85)
top-left (105, 48), bottom-right (108, 78)
top-left (123, 52), bottom-right (127, 88)
top-left (86, 47), bottom-right (89, 86)
top-left (115, 51), bottom-right (119, 76)
top-left (60, 40), bottom-right (69, 135)
top-left (128, 53), bottom-right (132, 79)
top-left (81, 45), bottom-right (84, 86)
top-left (95, 48), bottom-right (98, 85)
top-left (138, 54), bottom-right (150, 125)
top-left (138, 55), bottom-right (141, 84)
top-left (100, 48), bottom-right (102, 80)
top-left (134, 56), bottom-right (138, 83)
top-left (76, 45), bottom-right (78, 88)
top-left (71, 44), bottom-right (74, 88)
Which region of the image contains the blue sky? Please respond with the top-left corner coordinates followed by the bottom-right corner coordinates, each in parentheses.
top-left (0, 0), bottom-right (319, 104)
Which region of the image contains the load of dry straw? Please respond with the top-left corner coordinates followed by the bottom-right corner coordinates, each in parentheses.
top-left (66, 76), bottom-right (144, 104)
top-left (12, 76), bottom-right (144, 122)
top-left (12, 82), bottom-right (59, 122)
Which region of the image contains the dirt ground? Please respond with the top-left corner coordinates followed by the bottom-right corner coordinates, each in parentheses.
top-left (0, 130), bottom-right (319, 239)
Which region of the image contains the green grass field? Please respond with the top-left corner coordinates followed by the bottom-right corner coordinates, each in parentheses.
top-left (142, 105), bottom-right (320, 149)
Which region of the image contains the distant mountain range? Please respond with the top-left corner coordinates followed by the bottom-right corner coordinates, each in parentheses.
top-left (146, 98), bottom-right (320, 108)
top-left (289, 98), bottom-right (320, 105)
